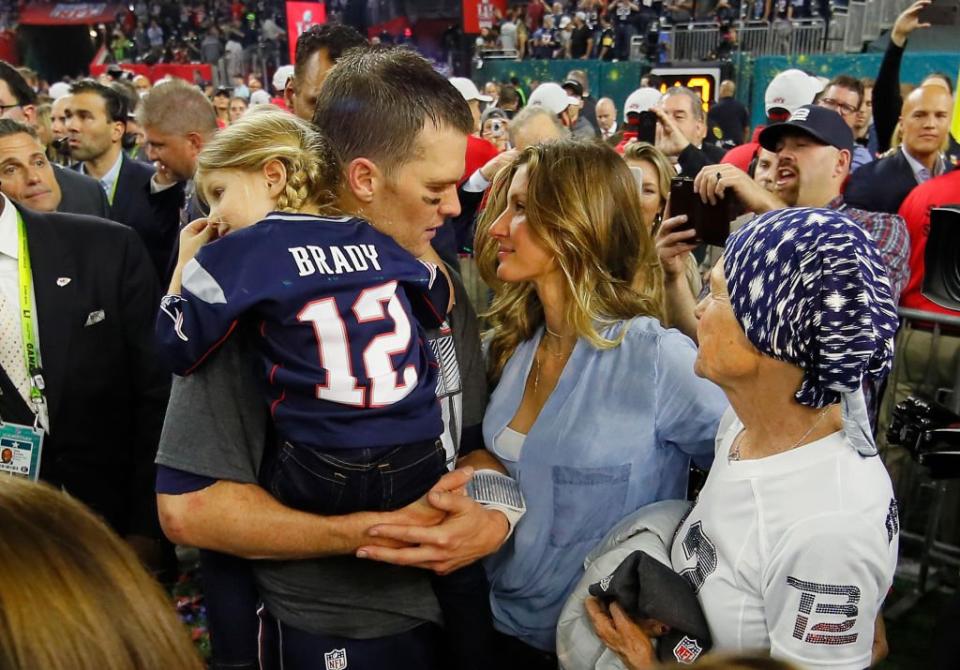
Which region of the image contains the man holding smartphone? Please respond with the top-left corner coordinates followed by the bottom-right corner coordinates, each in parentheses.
top-left (656, 105), bottom-right (909, 342)
top-left (652, 87), bottom-right (726, 177)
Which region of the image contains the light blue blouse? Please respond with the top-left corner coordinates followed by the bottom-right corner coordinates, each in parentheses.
top-left (483, 317), bottom-right (728, 652)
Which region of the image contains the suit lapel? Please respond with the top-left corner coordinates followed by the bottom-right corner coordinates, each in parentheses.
top-left (21, 205), bottom-right (76, 427)
top-left (110, 153), bottom-right (130, 217)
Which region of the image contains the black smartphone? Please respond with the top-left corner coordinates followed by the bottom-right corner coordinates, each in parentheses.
top-left (668, 176), bottom-right (740, 247)
top-left (919, 0), bottom-right (959, 26)
top-left (636, 110), bottom-right (657, 144)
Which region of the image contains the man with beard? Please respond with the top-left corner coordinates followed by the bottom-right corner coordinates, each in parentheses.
top-left (656, 105), bottom-right (909, 343)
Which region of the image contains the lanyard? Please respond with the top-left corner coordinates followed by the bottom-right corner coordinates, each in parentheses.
top-left (16, 212), bottom-right (45, 411)
top-left (107, 175), bottom-right (119, 206)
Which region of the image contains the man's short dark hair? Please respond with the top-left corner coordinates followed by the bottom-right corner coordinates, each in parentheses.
top-left (313, 47), bottom-right (474, 176)
top-left (0, 60), bottom-right (37, 106)
top-left (827, 75), bottom-right (864, 108)
top-left (499, 85), bottom-right (520, 107)
top-left (70, 79), bottom-right (128, 123)
top-left (294, 24), bottom-right (367, 83)
top-left (110, 80), bottom-right (139, 119)
top-left (0, 118), bottom-right (39, 141)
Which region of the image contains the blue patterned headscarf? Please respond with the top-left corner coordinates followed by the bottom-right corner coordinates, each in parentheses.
top-left (723, 208), bottom-right (899, 454)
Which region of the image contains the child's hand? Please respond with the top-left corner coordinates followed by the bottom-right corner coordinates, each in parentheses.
top-left (178, 218), bottom-right (218, 267)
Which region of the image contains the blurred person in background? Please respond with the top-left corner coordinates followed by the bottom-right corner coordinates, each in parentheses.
top-left (228, 95), bottom-right (248, 124)
top-left (34, 102), bottom-right (52, 149)
top-left (0, 478), bottom-right (202, 670)
top-left (707, 80), bottom-right (749, 146)
top-left (481, 107), bottom-right (511, 151)
top-left (285, 24), bottom-right (367, 122)
top-left (133, 74), bottom-right (152, 96)
top-left (212, 86), bottom-right (231, 127)
top-left (68, 79), bottom-right (182, 277)
top-left (498, 84), bottom-right (521, 118)
top-left (565, 69), bottom-right (598, 134)
top-left (596, 97), bottom-right (618, 141)
top-left (873, 0), bottom-right (960, 164)
top-left (623, 141), bottom-right (703, 313)
top-left (846, 85), bottom-right (954, 214)
top-left (855, 77), bottom-right (878, 157)
top-left (817, 75), bottom-right (873, 171)
top-left (560, 79), bottom-right (596, 139)
top-left (654, 87), bottom-right (726, 177)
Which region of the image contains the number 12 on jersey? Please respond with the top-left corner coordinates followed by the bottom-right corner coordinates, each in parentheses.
top-left (297, 281), bottom-right (418, 408)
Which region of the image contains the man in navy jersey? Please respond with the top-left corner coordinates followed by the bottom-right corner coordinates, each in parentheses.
top-left (156, 47), bottom-right (514, 670)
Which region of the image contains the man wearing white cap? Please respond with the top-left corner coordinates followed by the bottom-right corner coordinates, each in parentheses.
top-left (719, 68), bottom-right (824, 173)
top-left (444, 76), bottom-right (499, 265)
top-left (527, 81), bottom-right (582, 130)
top-left (449, 76), bottom-right (492, 134)
top-left (611, 86), bottom-right (660, 151)
top-left (271, 64), bottom-right (295, 110)
top-left (48, 81), bottom-right (71, 101)
top-left (623, 86), bottom-right (661, 117)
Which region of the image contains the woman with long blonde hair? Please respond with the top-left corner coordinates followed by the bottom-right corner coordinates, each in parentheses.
top-left (474, 140), bottom-right (726, 669)
top-left (0, 478), bottom-right (203, 670)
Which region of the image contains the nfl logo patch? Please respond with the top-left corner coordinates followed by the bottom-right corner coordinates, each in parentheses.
top-left (324, 648), bottom-right (348, 670)
top-left (672, 636), bottom-right (703, 664)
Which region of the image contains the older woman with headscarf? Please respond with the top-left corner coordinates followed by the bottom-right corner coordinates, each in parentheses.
top-left (587, 207), bottom-right (900, 669)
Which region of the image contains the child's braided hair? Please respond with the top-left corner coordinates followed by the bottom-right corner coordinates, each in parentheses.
top-left (196, 105), bottom-right (340, 214)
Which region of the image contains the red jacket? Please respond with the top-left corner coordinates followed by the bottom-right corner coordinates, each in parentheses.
top-left (720, 127), bottom-right (765, 173)
top-left (897, 171), bottom-right (960, 314)
top-left (461, 134), bottom-right (499, 186)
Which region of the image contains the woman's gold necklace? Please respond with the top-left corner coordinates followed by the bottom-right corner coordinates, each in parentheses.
top-left (532, 328), bottom-right (574, 395)
top-left (728, 405), bottom-right (832, 462)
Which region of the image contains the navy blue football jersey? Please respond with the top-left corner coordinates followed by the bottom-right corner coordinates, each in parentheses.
top-left (156, 212), bottom-right (447, 450)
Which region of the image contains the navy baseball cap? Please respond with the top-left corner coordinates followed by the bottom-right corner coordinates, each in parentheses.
top-left (758, 104), bottom-right (855, 154)
top-left (589, 550), bottom-right (712, 664)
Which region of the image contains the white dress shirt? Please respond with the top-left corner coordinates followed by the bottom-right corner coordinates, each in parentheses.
top-left (0, 194), bottom-right (48, 429)
top-left (902, 147), bottom-right (946, 184)
top-left (80, 150), bottom-right (124, 203)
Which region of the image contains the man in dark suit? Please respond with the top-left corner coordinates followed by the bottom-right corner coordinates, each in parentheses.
top-left (0, 119), bottom-right (109, 220)
top-left (654, 86), bottom-right (727, 177)
top-left (846, 85), bottom-right (954, 214)
top-left (135, 78), bottom-right (218, 234)
top-left (66, 79), bottom-right (182, 277)
top-left (0, 192), bottom-right (169, 562)
top-left (54, 166), bottom-right (110, 218)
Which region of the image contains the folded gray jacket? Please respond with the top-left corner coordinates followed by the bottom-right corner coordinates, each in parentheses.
top-left (556, 499), bottom-right (692, 670)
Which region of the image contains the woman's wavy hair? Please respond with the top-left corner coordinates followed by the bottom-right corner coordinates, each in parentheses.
top-left (0, 478), bottom-right (203, 670)
top-left (196, 105), bottom-right (340, 214)
top-left (476, 139), bottom-right (665, 383)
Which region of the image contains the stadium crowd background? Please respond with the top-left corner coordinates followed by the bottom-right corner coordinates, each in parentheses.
top-left (0, 0), bottom-right (960, 668)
